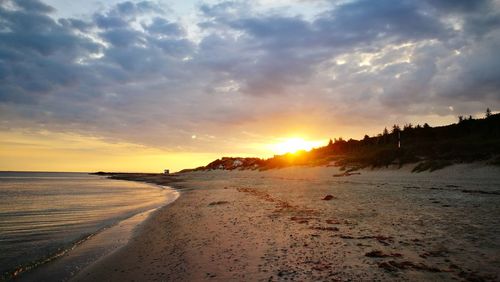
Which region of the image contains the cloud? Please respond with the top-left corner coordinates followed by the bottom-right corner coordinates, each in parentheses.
top-left (0, 1), bottom-right (100, 103)
top-left (144, 17), bottom-right (185, 36)
top-left (1, 0), bottom-right (499, 154)
top-left (423, 0), bottom-right (490, 13)
top-left (14, 0), bottom-right (55, 13)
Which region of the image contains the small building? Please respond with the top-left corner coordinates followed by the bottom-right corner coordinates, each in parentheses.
top-left (164, 169), bottom-right (170, 174)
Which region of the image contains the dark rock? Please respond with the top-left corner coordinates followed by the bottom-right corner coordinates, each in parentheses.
top-left (322, 195), bottom-right (336, 200)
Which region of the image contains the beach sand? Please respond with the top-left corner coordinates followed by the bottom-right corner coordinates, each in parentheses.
top-left (73, 164), bottom-right (500, 281)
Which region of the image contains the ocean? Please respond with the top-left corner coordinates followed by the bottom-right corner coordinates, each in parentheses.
top-left (0, 172), bottom-right (178, 280)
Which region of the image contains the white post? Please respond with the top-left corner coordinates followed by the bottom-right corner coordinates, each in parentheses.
top-left (398, 131), bottom-right (401, 149)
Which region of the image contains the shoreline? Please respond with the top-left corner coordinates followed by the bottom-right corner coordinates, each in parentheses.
top-left (72, 164), bottom-right (500, 281)
top-left (15, 181), bottom-right (179, 282)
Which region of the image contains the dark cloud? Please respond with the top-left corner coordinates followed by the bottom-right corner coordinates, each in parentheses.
top-left (153, 38), bottom-right (193, 56)
top-left (0, 1), bottom-right (100, 102)
top-left (144, 17), bottom-right (185, 36)
top-left (100, 28), bottom-right (144, 47)
top-left (93, 1), bottom-right (163, 29)
top-left (94, 13), bottom-right (129, 29)
top-left (115, 1), bottom-right (162, 15)
top-left (1, 0), bottom-right (499, 151)
top-left (57, 18), bottom-right (93, 31)
top-left (199, 2), bottom-right (248, 19)
top-left (230, 16), bottom-right (314, 48)
top-left (14, 0), bottom-right (54, 13)
top-left (315, 0), bottom-right (450, 43)
top-left (423, 0), bottom-right (490, 13)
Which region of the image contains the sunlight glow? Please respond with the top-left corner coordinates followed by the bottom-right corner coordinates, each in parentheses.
top-left (269, 138), bottom-right (324, 155)
top-left (0, 130), bottom-right (218, 173)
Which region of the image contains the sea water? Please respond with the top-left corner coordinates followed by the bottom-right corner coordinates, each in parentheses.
top-left (0, 172), bottom-right (176, 279)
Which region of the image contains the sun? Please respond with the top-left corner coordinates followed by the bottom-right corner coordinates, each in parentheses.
top-left (270, 138), bottom-right (324, 155)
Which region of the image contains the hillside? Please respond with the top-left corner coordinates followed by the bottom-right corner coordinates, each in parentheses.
top-left (181, 112), bottom-right (500, 173)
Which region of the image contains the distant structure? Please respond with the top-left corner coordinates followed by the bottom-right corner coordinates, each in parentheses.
top-left (164, 169), bottom-right (170, 174)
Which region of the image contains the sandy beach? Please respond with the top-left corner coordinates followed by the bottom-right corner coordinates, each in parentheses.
top-left (73, 165), bottom-right (500, 281)
top-left (4, 0), bottom-right (500, 281)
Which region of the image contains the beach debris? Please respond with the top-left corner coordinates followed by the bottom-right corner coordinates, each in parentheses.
top-left (325, 219), bottom-right (341, 224)
top-left (339, 235), bottom-right (393, 245)
top-left (205, 272), bottom-right (217, 278)
top-left (277, 269), bottom-right (296, 277)
top-left (290, 216), bottom-right (316, 224)
top-left (322, 195), bottom-right (337, 200)
top-left (311, 262), bottom-right (333, 271)
top-left (333, 171), bottom-right (361, 177)
top-left (374, 236), bottom-right (393, 245)
top-left (458, 270), bottom-right (498, 281)
top-left (405, 185), bottom-right (500, 195)
top-left (208, 201), bottom-right (229, 206)
top-left (419, 249), bottom-right (447, 258)
top-left (237, 187), bottom-right (319, 216)
top-left (403, 186), bottom-right (420, 189)
top-left (378, 260), bottom-right (442, 273)
top-left (311, 226), bottom-right (339, 232)
top-left (365, 250), bottom-right (402, 258)
top-left (460, 189), bottom-right (500, 195)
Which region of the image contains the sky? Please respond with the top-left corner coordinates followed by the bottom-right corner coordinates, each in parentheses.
top-left (1, 0), bottom-right (500, 172)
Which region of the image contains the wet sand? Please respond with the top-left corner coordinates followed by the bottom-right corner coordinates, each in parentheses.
top-left (18, 183), bottom-right (179, 282)
top-left (73, 164), bottom-right (500, 281)
top-left (20, 209), bottom-right (157, 282)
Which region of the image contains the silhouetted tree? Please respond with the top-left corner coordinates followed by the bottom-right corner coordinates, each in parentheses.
top-left (392, 124), bottom-right (401, 134)
top-left (458, 115), bottom-right (464, 123)
top-left (486, 108), bottom-right (492, 118)
top-left (203, 112), bottom-right (500, 172)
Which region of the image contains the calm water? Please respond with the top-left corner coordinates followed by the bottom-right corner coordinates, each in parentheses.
top-left (0, 172), bottom-right (176, 278)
